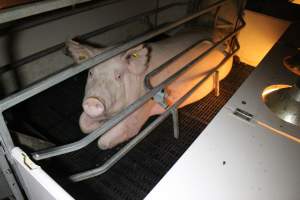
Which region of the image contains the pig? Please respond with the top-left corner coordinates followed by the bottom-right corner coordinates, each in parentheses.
top-left (66, 29), bottom-right (232, 150)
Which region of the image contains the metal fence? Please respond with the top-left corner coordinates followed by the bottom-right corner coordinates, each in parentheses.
top-left (0, 0), bottom-right (244, 187)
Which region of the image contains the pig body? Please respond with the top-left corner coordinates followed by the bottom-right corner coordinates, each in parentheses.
top-left (67, 29), bottom-right (232, 149)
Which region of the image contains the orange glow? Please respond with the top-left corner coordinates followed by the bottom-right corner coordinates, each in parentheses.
top-left (237, 10), bottom-right (290, 67)
top-left (256, 120), bottom-right (300, 144)
top-left (261, 84), bottom-right (291, 100)
top-left (290, 0), bottom-right (300, 5)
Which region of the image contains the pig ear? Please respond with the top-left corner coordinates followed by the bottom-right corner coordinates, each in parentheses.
top-left (65, 40), bottom-right (101, 63)
top-left (122, 44), bottom-right (150, 75)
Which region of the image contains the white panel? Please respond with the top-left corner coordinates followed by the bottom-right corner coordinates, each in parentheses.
top-left (145, 108), bottom-right (300, 200)
top-left (11, 147), bottom-right (74, 200)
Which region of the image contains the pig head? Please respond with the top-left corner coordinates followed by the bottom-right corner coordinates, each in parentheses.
top-left (66, 40), bottom-right (156, 149)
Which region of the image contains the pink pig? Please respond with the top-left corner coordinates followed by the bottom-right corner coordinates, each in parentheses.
top-left (67, 30), bottom-right (232, 150)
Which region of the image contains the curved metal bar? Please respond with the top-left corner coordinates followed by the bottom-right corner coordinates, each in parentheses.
top-left (144, 18), bottom-right (245, 90)
top-left (143, 39), bottom-right (213, 90)
top-left (69, 41), bottom-right (240, 182)
top-left (31, 17), bottom-right (243, 161)
top-left (32, 10), bottom-right (244, 161)
top-left (70, 109), bottom-right (171, 181)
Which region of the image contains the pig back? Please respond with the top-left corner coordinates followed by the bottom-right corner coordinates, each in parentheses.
top-left (148, 32), bottom-right (232, 108)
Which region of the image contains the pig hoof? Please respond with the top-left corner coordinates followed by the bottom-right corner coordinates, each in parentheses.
top-left (97, 139), bottom-right (110, 150)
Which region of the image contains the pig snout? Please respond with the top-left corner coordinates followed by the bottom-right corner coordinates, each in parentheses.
top-left (82, 97), bottom-right (105, 118)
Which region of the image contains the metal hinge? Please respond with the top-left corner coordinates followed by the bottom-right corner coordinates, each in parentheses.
top-left (233, 108), bottom-right (253, 122)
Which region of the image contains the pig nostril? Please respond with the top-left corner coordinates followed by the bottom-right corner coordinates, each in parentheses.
top-left (83, 98), bottom-right (105, 118)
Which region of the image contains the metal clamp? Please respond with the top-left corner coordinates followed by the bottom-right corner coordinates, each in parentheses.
top-left (153, 89), bottom-right (168, 109)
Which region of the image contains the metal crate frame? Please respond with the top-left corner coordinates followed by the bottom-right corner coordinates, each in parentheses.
top-left (0, 0), bottom-right (245, 197)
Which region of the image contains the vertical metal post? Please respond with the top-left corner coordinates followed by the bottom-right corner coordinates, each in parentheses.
top-left (213, 6), bottom-right (221, 28)
top-left (154, 0), bottom-right (160, 28)
top-left (213, 71), bottom-right (220, 96)
top-left (171, 108), bottom-right (179, 139)
top-left (0, 113), bottom-right (14, 151)
top-left (0, 113), bottom-right (25, 200)
top-left (0, 146), bottom-right (24, 200)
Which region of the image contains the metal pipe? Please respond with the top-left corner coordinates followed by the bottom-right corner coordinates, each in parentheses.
top-left (0, 147), bottom-right (24, 200)
top-left (171, 108), bottom-right (179, 139)
top-left (213, 6), bottom-right (221, 28)
top-left (0, 2), bottom-right (188, 75)
top-left (145, 16), bottom-right (245, 90)
top-left (69, 43), bottom-right (239, 182)
top-left (70, 108), bottom-right (171, 181)
top-left (0, 0), bottom-right (225, 112)
top-left (0, 113), bottom-right (14, 151)
top-left (0, 0), bottom-right (128, 32)
top-left (77, 3), bottom-right (187, 40)
top-left (143, 39), bottom-right (212, 90)
top-left (0, 0), bottom-right (101, 24)
top-left (31, 16), bottom-right (243, 161)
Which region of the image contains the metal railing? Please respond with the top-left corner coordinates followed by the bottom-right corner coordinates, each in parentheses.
top-left (70, 36), bottom-right (242, 182)
top-left (0, 0), bottom-right (117, 24)
top-left (0, 1), bottom-right (188, 75)
top-left (0, 0), bottom-right (245, 182)
top-left (0, 0), bottom-right (225, 112)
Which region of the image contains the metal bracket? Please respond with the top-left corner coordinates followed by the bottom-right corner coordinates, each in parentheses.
top-left (153, 89), bottom-right (168, 109)
top-left (154, 90), bottom-right (180, 139)
top-left (21, 153), bottom-right (38, 170)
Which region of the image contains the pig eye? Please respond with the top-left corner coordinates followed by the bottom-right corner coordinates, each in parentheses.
top-left (89, 71), bottom-right (93, 77)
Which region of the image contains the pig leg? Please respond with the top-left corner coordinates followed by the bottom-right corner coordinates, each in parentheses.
top-left (79, 112), bottom-right (104, 134)
top-left (97, 101), bottom-right (153, 150)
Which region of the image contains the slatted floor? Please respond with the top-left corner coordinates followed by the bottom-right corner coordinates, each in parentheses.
top-left (6, 62), bottom-right (253, 200)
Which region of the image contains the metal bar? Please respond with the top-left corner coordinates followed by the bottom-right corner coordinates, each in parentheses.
top-left (0, 0), bottom-right (128, 33)
top-left (31, 10), bottom-right (244, 161)
top-left (0, 0), bottom-right (98, 24)
top-left (144, 39), bottom-right (212, 90)
top-left (0, 2), bottom-right (188, 75)
top-left (213, 6), bottom-right (221, 28)
top-left (171, 108), bottom-right (179, 139)
top-left (154, 0), bottom-right (160, 28)
top-left (0, 114), bottom-right (14, 151)
top-left (213, 70), bottom-right (220, 96)
top-left (0, 146), bottom-right (24, 200)
top-left (69, 43), bottom-right (239, 182)
top-left (145, 15), bottom-right (245, 90)
top-left (0, 0), bottom-right (225, 111)
top-left (215, 17), bottom-right (234, 29)
top-left (77, 3), bottom-right (187, 40)
top-left (70, 109), bottom-right (171, 181)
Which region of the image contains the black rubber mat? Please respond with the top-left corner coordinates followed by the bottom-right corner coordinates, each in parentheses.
top-left (5, 62), bottom-right (253, 200)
